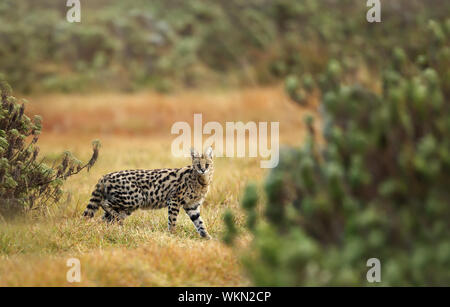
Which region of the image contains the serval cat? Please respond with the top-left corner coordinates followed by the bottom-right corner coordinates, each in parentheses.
top-left (83, 147), bottom-right (214, 239)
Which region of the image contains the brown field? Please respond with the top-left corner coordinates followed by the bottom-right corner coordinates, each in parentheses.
top-left (0, 86), bottom-right (317, 286)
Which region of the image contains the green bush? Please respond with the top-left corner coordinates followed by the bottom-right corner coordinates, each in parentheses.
top-left (225, 19), bottom-right (450, 286)
top-left (0, 77), bottom-right (100, 216)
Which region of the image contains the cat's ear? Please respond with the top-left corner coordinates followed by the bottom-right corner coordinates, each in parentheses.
top-left (204, 146), bottom-right (213, 159)
top-left (190, 148), bottom-right (200, 159)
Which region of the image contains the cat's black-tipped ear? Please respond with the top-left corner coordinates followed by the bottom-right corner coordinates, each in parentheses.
top-left (204, 146), bottom-right (213, 159)
top-left (190, 148), bottom-right (200, 159)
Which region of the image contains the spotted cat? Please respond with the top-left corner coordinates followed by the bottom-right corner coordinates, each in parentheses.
top-left (83, 147), bottom-right (214, 239)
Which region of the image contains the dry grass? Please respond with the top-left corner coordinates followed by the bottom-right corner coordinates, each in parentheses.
top-left (0, 86), bottom-right (317, 286)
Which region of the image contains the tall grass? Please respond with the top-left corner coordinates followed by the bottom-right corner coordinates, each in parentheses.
top-left (0, 86), bottom-right (310, 286)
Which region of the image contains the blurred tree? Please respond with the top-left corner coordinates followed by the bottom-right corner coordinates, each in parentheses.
top-left (224, 19), bottom-right (450, 286)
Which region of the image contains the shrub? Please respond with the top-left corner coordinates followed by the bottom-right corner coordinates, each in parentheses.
top-left (225, 20), bottom-right (450, 286)
top-left (0, 77), bottom-right (100, 216)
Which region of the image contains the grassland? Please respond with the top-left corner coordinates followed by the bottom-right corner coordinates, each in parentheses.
top-left (0, 86), bottom-right (316, 286)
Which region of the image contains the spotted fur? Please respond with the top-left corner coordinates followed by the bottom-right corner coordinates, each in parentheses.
top-left (83, 147), bottom-right (214, 239)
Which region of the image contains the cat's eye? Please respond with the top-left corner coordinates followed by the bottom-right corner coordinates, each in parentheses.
top-left (205, 163), bottom-right (209, 168)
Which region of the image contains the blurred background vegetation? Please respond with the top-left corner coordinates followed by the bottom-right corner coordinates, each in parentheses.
top-left (0, 0), bottom-right (449, 286)
top-left (0, 0), bottom-right (449, 93)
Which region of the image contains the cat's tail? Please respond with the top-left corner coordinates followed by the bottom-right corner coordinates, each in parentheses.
top-left (83, 181), bottom-right (105, 218)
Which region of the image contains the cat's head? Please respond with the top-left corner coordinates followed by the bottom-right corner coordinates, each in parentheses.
top-left (190, 147), bottom-right (213, 175)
